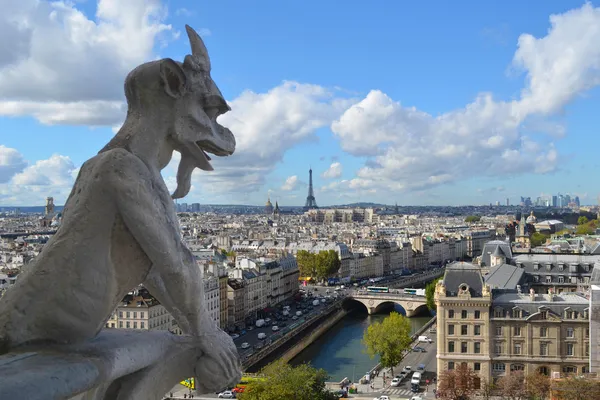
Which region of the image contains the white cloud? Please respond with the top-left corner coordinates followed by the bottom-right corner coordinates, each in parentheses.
top-left (0, 152), bottom-right (78, 206)
top-left (330, 3), bottom-right (600, 194)
top-left (12, 154), bottom-right (77, 186)
top-left (0, 0), bottom-right (172, 126)
top-left (322, 162), bottom-right (343, 179)
top-left (0, 145), bottom-right (27, 183)
top-left (281, 175), bottom-right (298, 191)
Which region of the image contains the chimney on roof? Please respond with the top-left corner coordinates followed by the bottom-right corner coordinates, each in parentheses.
top-left (517, 285), bottom-right (522, 294)
top-left (547, 288), bottom-right (554, 301)
top-left (530, 288), bottom-right (535, 301)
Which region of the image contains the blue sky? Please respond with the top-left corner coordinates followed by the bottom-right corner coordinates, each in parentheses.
top-left (1, 0), bottom-right (600, 206)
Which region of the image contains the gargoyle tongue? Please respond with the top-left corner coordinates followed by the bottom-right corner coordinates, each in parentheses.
top-left (171, 143), bottom-right (213, 199)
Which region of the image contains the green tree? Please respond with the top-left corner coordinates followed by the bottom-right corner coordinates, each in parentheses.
top-left (530, 232), bottom-right (549, 247)
top-left (226, 250), bottom-right (237, 258)
top-left (296, 250), bottom-right (317, 278)
top-left (578, 216), bottom-right (589, 225)
top-left (576, 219), bottom-right (599, 235)
top-left (465, 215), bottom-right (481, 223)
top-left (362, 312), bottom-right (412, 375)
top-left (238, 360), bottom-right (338, 400)
top-left (425, 277), bottom-right (442, 311)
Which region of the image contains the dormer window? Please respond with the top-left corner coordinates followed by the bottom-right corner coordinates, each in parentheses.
top-left (558, 264), bottom-right (564, 272)
top-left (570, 264), bottom-right (578, 273)
top-left (540, 311), bottom-right (547, 320)
top-left (565, 308), bottom-right (573, 319)
top-left (516, 262), bottom-right (523, 268)
top-left (545, 263), bottom-right (552, 271)
top-left (512, 309), bottom-right (522, 318)
top-left (534, 263), bottom-right (539, 271)
top-left (494, 308), bottom-right (504, 318)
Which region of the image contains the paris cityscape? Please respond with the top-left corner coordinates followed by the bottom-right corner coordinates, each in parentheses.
top-left (2, 1), bottom-right (600, 400)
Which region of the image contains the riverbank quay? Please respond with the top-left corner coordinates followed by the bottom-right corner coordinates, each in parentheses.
top-left (243, 297), bottom-right (348, 371)
top-left (324, 315), bottom-right (438, 396)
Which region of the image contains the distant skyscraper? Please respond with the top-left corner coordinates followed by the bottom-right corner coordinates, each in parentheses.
top-left (304, 168), bottom-right (318, 211)
top-left (506, 198), bottom-right (509, 206)
top-left (552, 195), bottom-right (557, 208)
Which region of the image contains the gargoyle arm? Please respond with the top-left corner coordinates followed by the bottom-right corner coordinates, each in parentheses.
top-left (106, 149), bottom-right (212, 336)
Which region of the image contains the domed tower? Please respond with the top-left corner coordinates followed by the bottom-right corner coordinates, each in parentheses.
top-left (265, 197), bottom-right (274, 214)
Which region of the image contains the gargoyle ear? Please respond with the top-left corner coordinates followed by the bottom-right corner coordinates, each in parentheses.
top-left (160, 58), bottom-right (187, 99)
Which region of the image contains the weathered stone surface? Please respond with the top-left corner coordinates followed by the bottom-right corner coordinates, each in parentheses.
top-left (0, 24), bottom-right (241, 398)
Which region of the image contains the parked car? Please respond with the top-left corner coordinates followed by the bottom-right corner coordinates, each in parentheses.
top-left (272, 325), bottom-right (279, 331)
top-left (230, 333), bottom-right (239, 339)
top-left (240, 342), bottom-right (250, 349)
top-left (390, 377), bottom-right (401, 387)
top-left (218, 390), bottom-right (235, 398)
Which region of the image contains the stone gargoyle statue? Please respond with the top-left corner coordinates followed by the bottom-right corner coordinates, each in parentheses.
top-left (0, 25), bottom-right (241, 398)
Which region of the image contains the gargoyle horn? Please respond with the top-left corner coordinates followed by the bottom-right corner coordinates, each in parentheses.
top-left (184, 25), bottom-right (211, 72)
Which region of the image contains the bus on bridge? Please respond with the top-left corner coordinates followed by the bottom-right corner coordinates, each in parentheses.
top-left (366, 286), bottom-right (389, 293)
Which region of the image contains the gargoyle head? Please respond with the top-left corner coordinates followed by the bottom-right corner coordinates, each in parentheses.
top-left (105, 25), bottom-right (235, 199)
top-left (168, 25), bottom-right (236, 199)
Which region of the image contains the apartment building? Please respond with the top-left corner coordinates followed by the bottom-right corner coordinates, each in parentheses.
top-left (352, 239), bottom-right (392, 275)
top-left (514, 253), bottom-right (598, 293)
top-left (304, 208), bottom-right (377, 224)
top-left (227, 278), bottom-right (246, 329)
top-left (106, 288), bottom-right (172, 331)
top-left (465, 229), bottom-right (495, 258)
top-left (204, 275), bottom-right (220, 327)
top-left (206, 262), bottom-right (230, 330)
top-left (435, 263), bottom-right (492, 384)
top-left (279, 253), bottom-right (300, 300)
top-left (436, 262), bottom-right (590, 384)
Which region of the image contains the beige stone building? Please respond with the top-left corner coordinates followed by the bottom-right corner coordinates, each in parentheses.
top-left (106, 287), bottom-right (172, 331)
top-left (436, 262), bottom-right (590, 385)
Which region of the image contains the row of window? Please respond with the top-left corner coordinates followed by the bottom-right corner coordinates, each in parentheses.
top-left (448, 324), bottom-right (481, 336)
top-left (492, 308), bottom-right (588, 319)
top-left (491, 363), bottom-right (589, 375)
top-left (530, 263), bottom-right (590, 272)
top-left (448, 341), bottom-right (481, 354)
top-left (448, 310), bottom-right (481, 319)
top-left (532, 275), bottom-right (589, 284)
top-left (493, 341), bottom-right (588, 357)
top-left (493, 325), bottom-right (588, 338)
top-left (119, 311), bottom-right (145, 319)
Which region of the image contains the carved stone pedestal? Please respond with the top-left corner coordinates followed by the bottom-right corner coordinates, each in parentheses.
top-left (0, 330), bottom-right (202, 400)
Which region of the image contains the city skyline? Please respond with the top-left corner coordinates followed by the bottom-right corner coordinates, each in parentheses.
top-left (1, 1), bottom-right (600, 206)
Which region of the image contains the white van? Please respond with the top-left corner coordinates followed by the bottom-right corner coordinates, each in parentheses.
top-left (257, 332), bottom-right (266, 340)
top-left (418, 335), bottom-right (432, 343)
top-left (410, 371), bottom-right (422, 386)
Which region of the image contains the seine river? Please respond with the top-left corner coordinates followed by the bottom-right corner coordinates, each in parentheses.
top-left (290, 306), bottom-right (433, 382)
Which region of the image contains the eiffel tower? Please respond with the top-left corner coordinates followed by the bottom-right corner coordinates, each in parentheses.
top-left (304, 167), bottom-right (318, 211)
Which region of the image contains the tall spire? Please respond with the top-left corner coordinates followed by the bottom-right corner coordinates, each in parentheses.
top-left (304, 167), bottom-right (318, 211)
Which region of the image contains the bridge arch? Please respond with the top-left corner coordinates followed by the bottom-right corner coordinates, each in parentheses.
top-left (346, 293), bottom-right (428, 317)
top-left (372, 301), bottom-right (406, 315)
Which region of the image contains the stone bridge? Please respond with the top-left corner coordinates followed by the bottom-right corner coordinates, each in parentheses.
top-left (344, 291), bottom-right (428, 317)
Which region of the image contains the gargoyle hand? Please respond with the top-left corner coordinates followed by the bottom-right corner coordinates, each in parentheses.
top-left (193, 327), bottom-right (242, 393)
